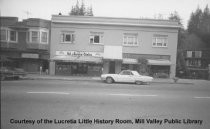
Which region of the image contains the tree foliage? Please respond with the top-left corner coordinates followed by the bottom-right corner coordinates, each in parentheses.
top-left (168, 11), bottom-right (182, 25)
top-left (188, 5), bottom-right (210, 47)
top-left (69, 0), bottom-right (93, 16)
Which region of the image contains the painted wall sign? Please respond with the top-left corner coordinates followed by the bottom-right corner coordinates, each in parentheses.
top-left (56, 51), bottom-right (103, 57)
top-left (21, 53), bottom-right (39, 59)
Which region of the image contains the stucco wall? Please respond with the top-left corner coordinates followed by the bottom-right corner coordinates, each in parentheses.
top-left (50, 20), bottom-right (178, 77)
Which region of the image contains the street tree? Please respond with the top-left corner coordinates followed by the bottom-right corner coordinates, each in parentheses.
top-left (69, 0), bottom-right (94, 16)
top-left (188, 5), bottom-right (210, 47)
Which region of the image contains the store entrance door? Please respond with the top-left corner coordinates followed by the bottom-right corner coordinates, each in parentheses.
top-left (109, 61), bottom-right (115, 73)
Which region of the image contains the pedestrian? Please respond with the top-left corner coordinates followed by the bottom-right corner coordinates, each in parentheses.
top-left (40, 66), bottom-right (42, 75)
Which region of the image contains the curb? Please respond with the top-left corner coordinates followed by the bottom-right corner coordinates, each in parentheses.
top-left (22, 77), bottom-right (101, 82)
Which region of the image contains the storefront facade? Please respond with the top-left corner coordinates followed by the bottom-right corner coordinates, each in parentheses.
top-left (50, 15), bottom-right (180, 77)
top-left (0, 17), bottom-right (50, 73)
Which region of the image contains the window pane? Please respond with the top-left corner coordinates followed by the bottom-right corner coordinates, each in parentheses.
top-left (0, 29), bottom-right (6, 41)
top-left (90, 36), bottom-right (94, 43)
top-left (65, 34), bottom-right (71, 42)
top-left (94, 35), bottom-right (100, 43)
top-left (90, 32), bottom-right (103, 44)
top-left (41, 32), bottom-right (47, 43)
top-left (31, 31), bottom-right (39, 42)
top-left (153, 36), bottom-right (168, 47)
top-left (10, 31), bottom-right (16, 41)
top-left (123, 34), bottom-right (138, 46)
top-left (61, 34), bottom-right (64, 42)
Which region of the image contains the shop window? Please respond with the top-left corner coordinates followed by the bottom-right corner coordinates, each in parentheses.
top-left (89, 32), bottom-right (103, 44)
top-left (152, 35), bottom-right (167, 47)
top-left (61, 32), bottom-right (75, 43)
top-left (123, 33), bottom-right (138, 46)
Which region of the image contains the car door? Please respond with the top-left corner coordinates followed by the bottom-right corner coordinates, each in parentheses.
top-left (117, 71), bottom-right (134, 83)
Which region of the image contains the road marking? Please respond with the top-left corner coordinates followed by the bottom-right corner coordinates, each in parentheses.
top-left (193, 96), bottom-right (210, 99)
top-left (108, 93), bottom-right (158, 97)
top-left (27, 92), bottom-right (70, 95)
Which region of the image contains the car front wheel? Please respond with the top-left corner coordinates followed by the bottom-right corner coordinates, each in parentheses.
top-left (106, 77), bottom-right (113, 84)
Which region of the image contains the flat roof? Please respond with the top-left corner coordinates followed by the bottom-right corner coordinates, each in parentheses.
top-left (52, 15), bottom-right (181, 29)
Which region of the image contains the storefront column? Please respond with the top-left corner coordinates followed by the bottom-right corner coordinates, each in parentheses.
top-left (103, 60), bottom-right (109, 74)
top-left (49, 61), bottom-right (55, 75)
top-left (115, 61), bottom-right (122, 74)
top-left (170, 64), bottom-right (176, 78)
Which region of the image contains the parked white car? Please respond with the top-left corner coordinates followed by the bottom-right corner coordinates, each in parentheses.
top-left (101, 70), bottom-right (153, 85)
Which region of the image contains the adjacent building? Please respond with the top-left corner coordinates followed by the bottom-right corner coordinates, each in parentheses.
top-left (0, 17), bottom-right (50, 73)
top-left (50, 15), bottom-right (180, 77)
top-left (177, 34), bottom-right (210, 79)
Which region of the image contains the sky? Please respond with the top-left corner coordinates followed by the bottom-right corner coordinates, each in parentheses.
top-left (0, 0), bottom-right (210, 28)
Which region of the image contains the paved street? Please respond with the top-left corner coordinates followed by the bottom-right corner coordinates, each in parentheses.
top-left (1, 79), bottom-right (210, 129)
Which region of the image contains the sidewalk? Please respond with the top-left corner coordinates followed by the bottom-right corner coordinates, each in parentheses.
top-left (21, 74), bottom-right (210, 85)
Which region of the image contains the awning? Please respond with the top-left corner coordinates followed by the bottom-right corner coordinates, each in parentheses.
top-left (123, 58), bottom-right (138, 64)
top-left (0, 56), bottom-right (13, 62)
top-left (51, 56), bottom-right (102, 63)
top-left (103, 46), bottom-right (122, 60)
top-left (147, 59), bottom-right (172, 66)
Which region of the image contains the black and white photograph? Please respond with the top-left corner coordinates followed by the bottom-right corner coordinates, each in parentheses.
top-left (1, 0), bottom-right (210, 129)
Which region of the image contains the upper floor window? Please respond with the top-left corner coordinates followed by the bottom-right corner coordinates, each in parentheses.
top-left (28, 28), bottom-right (49, 44)
top-left (186, 59), bottom-right (201, 67)
top-left (60, 32), bottom-right (75, 43)
top-left (9, 30), bottom-right (17, 42)
top-left (0, 28), bottom-right (18, 43)
top-left (123, 33), bottom-right (138, 46)
top-left (186, 51), bottom-right (202, 58)
top-left (152, 35), bottom-right (168, 47)
top-left (89, 32), bottom-right (103, 44)
top-left (41, 32), bottom-right (48, 43)
top-left (0, 29), bottom-right (7, 41)
top-left (31, 31), bottom-right (39, 42)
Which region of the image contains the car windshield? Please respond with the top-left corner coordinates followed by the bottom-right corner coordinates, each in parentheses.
top-left (132, 71), bottom-right (140, 76)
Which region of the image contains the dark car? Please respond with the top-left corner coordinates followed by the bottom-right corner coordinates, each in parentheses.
top-left (0, 67), bottom-right (26, 80)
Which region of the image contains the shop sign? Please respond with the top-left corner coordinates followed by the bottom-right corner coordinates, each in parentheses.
top-left (56, 51), bottom-right (103, 57)
top-left (21, 53), bottom-right (39, 59)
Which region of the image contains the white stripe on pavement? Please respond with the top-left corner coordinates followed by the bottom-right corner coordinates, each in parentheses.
top-left (26, 92), bottom-right (157, 97)
top-left (193, 96), bottom-right (210, 99)
top-left (27, 92), bottom-right (70, 95)
top-left (108, 93), bottom-right (158, 97)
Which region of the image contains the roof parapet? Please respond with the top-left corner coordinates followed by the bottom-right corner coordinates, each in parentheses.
top-left (52, 15), bottom-right (181, 28)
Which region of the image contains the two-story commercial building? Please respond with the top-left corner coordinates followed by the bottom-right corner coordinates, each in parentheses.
top-left (50, 15), bottom-right (180, 77)
top-left (0, 17), bottom-right (50, 73)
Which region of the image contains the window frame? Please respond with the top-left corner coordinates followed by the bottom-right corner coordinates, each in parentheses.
top-left (28, 28), bottom-right (49, 44)
top-left (41, 31), bottom-right (48, 43)
top-left (0, 28), bottom-right (7, 42)
top-left (89, 32), bottom-right (104, 45)
top-left (123, 33), bottom-right (138, 46)
top-left (60, 32), bottom-right (75, 44)
top-left (186, 51), bottom-right (202, 58)
top-left (0, 27), bottom-right (18, 43)
top-left (152, 35), bottom-right (168, 48)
